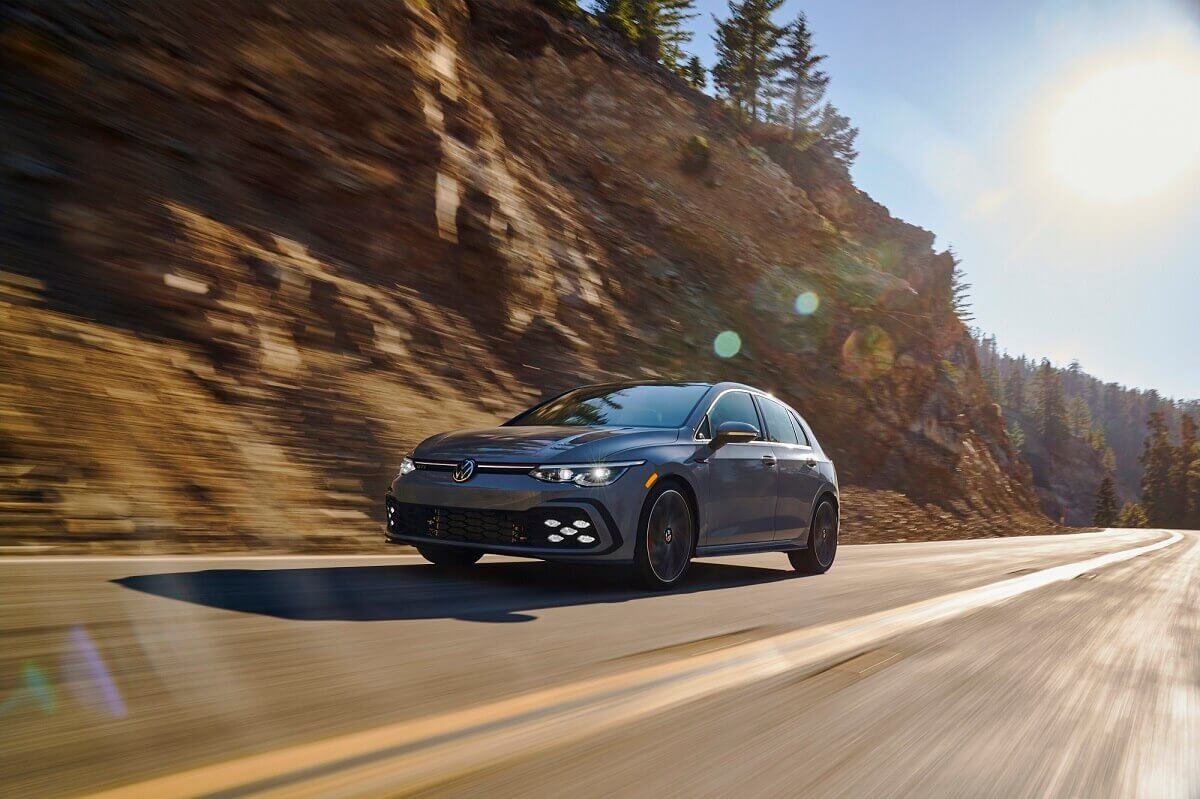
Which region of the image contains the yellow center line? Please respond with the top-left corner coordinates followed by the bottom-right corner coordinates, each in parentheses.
top-left (83, 530), bottom-right (1183, 799)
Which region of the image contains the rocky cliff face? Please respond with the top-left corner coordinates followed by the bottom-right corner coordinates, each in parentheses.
top-left (0, 0), bottom-right (1056, 551)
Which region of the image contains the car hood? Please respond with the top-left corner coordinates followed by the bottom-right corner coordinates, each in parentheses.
top-left (413, 426), bottom-right (679, 464)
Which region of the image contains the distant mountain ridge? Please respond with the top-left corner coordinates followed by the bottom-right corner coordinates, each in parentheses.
top-left (975, 333), bottom-right (1200, 524)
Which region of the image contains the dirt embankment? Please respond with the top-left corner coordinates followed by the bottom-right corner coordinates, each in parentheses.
top-left (0, 0), bottom-right (1062, 552)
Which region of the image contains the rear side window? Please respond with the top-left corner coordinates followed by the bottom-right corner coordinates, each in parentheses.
top-left (758, 397), bottom-right (800, 444)
top-left (707, 391), bottom-right (761, 438)
top-left (789, 411), bottom-right (811, 446)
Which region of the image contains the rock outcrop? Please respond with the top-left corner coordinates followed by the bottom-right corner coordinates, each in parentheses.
top-left (0, 0), bottom-right (1056, 551)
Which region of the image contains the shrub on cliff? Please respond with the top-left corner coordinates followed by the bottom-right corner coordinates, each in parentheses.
top-left (1115, 502), bottom-right (1149, 528)
top-left (679, 134), bottom-right (711, 173)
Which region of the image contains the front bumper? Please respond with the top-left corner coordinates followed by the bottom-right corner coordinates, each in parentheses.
top-left (384, 469), bottom-right (642, 561)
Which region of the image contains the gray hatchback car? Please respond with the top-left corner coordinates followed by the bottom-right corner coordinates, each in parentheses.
top-left (385, 381), bottom-right (839, 588)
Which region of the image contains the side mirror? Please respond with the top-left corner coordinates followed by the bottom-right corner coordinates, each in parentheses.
top-left (711, 420), bottom-right (759, 450)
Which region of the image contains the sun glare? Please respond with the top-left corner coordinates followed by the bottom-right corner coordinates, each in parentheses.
top-left (1043, 54), bottom-right (1200, 204)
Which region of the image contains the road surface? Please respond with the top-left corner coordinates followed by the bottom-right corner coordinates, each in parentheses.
top-left (1, 528), bottom-right (1196, 797)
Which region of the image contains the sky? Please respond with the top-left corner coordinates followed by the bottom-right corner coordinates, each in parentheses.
top-left (686, 0), bottom-right (1200, 400)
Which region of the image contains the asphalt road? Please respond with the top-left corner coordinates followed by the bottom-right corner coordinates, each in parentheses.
top-left (1, 528), bottom-right (1196, 798)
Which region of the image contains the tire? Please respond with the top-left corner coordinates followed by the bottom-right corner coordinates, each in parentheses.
top-left (633, 485), bottom-right (695, 590)
top-left (789, 498), bottom-right (838, 574)
top-left (417, 544), bottom-right (483, 569)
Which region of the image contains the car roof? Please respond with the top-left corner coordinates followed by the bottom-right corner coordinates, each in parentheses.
top-left (537, 381), bottom-right (812, 433)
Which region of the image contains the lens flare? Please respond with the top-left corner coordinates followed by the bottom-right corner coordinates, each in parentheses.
top-left (0, 662), bottom-right (57, 716)
top-left (794, 291), bottom-right (819, 315)
top-left (64, 626), bottom-right (127, 718)
top-left (841, 326), bottom-right (896, 380)
top-left (713, 330), bottom-right (741, 358)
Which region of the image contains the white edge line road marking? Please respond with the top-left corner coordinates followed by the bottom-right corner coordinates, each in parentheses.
top-left (0, 528), bottom-right (1150, 564)
top-left (82, 530), bottom-right (1185, 799)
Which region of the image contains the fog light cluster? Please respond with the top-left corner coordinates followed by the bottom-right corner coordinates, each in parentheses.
top-left (537, 513), bottom-right (600, 547)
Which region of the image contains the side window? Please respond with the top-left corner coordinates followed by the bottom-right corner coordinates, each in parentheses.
top-left (707, 391), bottom-right (761, 439)
top-left (759, 397), bottom-right (800, 444)
top-left (789, 411), bottom-right (811, 446)
top-left (696, 415), bottom-right (712, 440)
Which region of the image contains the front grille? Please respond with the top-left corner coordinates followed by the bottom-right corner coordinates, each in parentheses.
top-left (386, 499), bottom-right (600, 549)
top-left (390, 502), bottom-right (527, 545)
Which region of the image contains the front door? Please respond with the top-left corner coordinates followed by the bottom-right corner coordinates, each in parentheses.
top-left (701, 391), bottom-right (778, 545)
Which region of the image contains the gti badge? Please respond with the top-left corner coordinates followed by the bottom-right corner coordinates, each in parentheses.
top-left (453, 458), bottom-right (477, 483)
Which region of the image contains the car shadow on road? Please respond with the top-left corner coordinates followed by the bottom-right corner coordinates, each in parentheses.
top-left (113, 560), bottom-right (805, 623)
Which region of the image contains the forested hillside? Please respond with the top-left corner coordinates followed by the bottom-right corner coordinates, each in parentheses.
top-left (974, 334), bottom-right (1200, 526)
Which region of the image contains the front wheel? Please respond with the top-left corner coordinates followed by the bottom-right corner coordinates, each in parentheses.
top-left (633, 486), bottom-right (695, 590)
top-left (789, 498), bottom-right (838, 574)
top-left (417, 544), bottom-right (483, 569)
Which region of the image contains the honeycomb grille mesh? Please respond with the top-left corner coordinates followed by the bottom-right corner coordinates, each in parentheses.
top-left (390, 502), bottom-right (528, 545)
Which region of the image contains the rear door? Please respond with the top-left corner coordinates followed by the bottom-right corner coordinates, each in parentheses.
top-left (700, 391), bottom-right (778, 545)
top-left (755, 396), bottom-right (822, 542)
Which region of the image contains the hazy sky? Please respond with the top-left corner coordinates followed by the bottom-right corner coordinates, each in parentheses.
top-left (687, 0), bottom-right (1200, 400)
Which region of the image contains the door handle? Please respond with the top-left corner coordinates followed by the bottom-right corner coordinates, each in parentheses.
top-left (804, 458), bottom-right (817, 468)
top-left (762, 454), bottom-right (777, 467)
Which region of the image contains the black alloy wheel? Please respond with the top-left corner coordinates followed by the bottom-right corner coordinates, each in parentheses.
top-left (789, 498), bottom-right (838, 574)
top-left (634, 486), bottom-right (695, 589)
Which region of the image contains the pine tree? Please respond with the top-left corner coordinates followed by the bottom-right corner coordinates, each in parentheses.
top-left (1034, 359), bottom-right (1068, 449)
top-left (594, 0), bottom-right (637, 42)
top-left (1007, 420), bottom-right (1026, 452)
top-left (1102, 446), bottom-right (1117, 474)
top-left (711, 0), bottom-right (787, 122)
top-left (1093, 474), bottom-right (1118, 526)
top-left (595, 0), bottom-right (696, 69)
top-left (711, 13), bottom-right (750, 121)
top-left (684, 54), bottom-right (706, 89)
top-left (1139, 410), bottom-right (1174, 526)
top-left (631, 0), bottom-right (699, 70)
top-left (1004, 363), bottom-right (1026, 414)
top-left (1172, 414), bottom-right (1198, 527)
top-left (1116, 502), bottom-right (1149, 528)
top-left (1064, 359), bottom-right (1083, 396)
top-left (1067, 395), bottom-right (1092, 438)
top-left (949, 263), bottom-right (973, 322)
top-left (1187, 422), bottom-right (1200, 528)
top-left (816, 102), bottom-right (858, 164)
top-left (983, 362), bottom-right (1003, 404)
top-left (771, 14), bottom-right (827, 137)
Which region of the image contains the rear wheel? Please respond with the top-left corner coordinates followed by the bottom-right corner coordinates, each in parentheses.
top-left (634, 486), bottom-right (695, 590)
top-left (789, 498), bottom-right (838, 574)
top-left (417, 544), bottom-right (482, 569)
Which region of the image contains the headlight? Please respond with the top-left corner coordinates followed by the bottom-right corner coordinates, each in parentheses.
top-left (397, 456), bottom-right (416, 478)
top-left (528, 461), bottom-right (643, 487)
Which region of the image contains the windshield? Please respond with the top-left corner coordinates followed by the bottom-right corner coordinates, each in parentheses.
top-left (508, 384), bottom-right (709, 428)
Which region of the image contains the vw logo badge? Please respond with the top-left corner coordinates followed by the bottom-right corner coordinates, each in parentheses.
top-left (453, 458), bottom-right (477, 483)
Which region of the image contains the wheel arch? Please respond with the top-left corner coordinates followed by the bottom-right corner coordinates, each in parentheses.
top-left (652, 474), bottom-right (701, 548)
top-left (815, 490), bottom-right (840, 533)
top-left (818, 490), bottom-right (839, 511)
